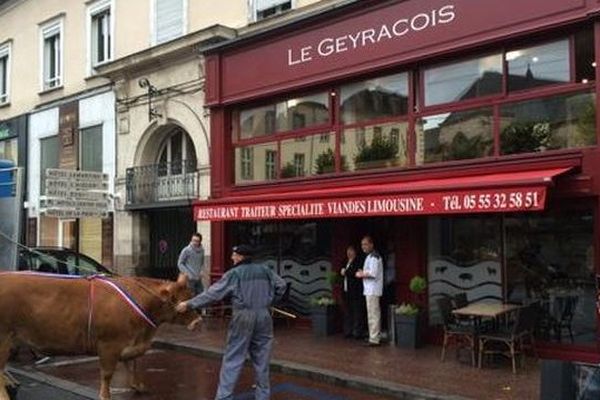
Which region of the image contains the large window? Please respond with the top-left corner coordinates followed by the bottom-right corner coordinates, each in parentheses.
top-left (505, 210), bottom-right (596, 345)
top-left (40, 19), bottom-right (63, 91)
top-left (40, 135), bottom-right (59, 194)
top-left (233, 92), bottom-right (329, 140)
top-left (281, 133), bottom-right (335, 179)
top-left (416, 107), bottom-right (494, 164)
top-left (153, 0), bottom-right (186, 45)
top-left (500, 92), bottom-right (596, 154)
top-left (424, 54), bottom-right (503, 107)
top-left (506, 40), bottom-right (570, 92)
top-left (427, 210), bottom-right (596, 346)
top-left (235, 142), bottom-right (277, 184)
top-left (340, 73), bottom-right (409, 124)
top-left (0, 42), bottom-right (10, 104)
top-left (88, 0), bottom-right (113, 71)
top-left (80, 125), bottom-right (103, 172)
top-left (342, 122), bottom-right (408, 171)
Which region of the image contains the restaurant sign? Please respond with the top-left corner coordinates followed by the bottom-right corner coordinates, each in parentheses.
top-left (195, 186), bottom-right (546, 221)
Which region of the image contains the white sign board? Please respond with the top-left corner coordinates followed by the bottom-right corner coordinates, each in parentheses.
top-left (40, 168), bottom-right (110, 219)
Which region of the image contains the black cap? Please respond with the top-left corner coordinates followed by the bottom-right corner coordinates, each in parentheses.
top-left (232, 244), bottom-right (253, 256)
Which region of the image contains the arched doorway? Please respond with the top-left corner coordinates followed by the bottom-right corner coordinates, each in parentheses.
top-left (127, 123), bottom-right (200, 279)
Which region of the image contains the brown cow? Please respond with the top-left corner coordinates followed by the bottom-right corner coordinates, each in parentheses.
top-left (0, 272), bottom-right (199, 400)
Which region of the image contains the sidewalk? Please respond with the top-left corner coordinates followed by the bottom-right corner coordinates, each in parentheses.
top-left (153, 319), bottom-right (540, 400)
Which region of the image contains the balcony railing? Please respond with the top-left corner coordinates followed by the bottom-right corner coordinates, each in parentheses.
top-left (126, 160), bottom-right (199, 206)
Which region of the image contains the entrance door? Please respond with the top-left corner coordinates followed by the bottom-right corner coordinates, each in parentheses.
top-left (148, 207), bottom-right (195, 280)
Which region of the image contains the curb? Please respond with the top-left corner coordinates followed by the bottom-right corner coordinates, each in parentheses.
top-left (153, 339), bottom-right (472, 400)
top-left (7, 366), bottom-right (98, 399)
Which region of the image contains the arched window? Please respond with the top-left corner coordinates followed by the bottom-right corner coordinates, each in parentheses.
top-left (156, 128), bottom-right (196, 176)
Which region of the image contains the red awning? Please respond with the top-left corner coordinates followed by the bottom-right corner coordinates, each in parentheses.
top-left (194, 167), bottom-right (573, 221)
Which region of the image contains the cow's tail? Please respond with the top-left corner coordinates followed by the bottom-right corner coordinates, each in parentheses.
top-left (0, 334), bottom-right (13, 400)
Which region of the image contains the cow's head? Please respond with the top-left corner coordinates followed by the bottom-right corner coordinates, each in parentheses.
top-left (159, 278), bottom-right (200, 329)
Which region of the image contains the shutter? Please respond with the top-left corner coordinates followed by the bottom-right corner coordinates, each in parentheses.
top-left (80, 218), bottom-right (103, 263)
top-left (155, 0), bottom-right (184, 44)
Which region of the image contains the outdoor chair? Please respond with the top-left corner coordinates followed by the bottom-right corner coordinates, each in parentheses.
top-left (478, 305), bottom-right (537, 374)
top-left (438, 297), bottom-right (478, 366)
top-left (272, 282), bottom-right (294, 327)
top-left (552, 296), bottom-right (578, 343)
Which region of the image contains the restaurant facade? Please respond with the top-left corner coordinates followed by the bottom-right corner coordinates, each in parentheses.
top-left (196, 0), bottom-right (600, 362)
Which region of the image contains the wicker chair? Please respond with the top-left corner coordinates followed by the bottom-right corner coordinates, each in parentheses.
top-left (438, 297), bottom-right (478, 366)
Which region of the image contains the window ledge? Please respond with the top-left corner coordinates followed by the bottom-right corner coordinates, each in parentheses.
top-left (0, 101), bottom-right (10, 109)
top-left (38, 85), bottom-right (64, 96)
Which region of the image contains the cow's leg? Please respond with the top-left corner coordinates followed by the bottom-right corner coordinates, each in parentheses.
top-left (0, 337), bottom-right (13, 400)
top-left (97, 347), bottom-right (120, 400)
top-left (125, 359), bottom-right (146, 393)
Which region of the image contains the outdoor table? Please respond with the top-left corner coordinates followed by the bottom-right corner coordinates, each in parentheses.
top-left (452, 303), bottom-right (520, 319)
top-left (452, 303), bottom-right (521, 331)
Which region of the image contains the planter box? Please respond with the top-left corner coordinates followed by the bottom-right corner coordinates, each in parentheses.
top-left (394, 313), bottom-right (423, 349)
top-left (310, 305), bottom-right (338, 336)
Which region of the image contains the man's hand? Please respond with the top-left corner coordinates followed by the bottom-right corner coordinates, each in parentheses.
top-left (355, 269), bottom-right (364, 278)
top-left (176, 301), bottom-right (189, 313)
top-left (340, 268), bottom-right (346, 276)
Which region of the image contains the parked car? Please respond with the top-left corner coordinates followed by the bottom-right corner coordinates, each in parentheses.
top-left (18, 247), bottom-right (112, 276)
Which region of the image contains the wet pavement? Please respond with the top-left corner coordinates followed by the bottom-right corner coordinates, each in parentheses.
top-left (11, 373), bottom-right (87, 400)
top-left (154, 320), bottom-right (540, 400)
top-left (11, 350), bottom-right (398, 400)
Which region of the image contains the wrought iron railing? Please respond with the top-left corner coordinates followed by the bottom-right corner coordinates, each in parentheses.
top-left (125, 160), bottom-right (199, 206)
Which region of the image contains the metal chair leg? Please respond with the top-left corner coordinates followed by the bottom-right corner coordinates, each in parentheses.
top-left (441, 333), bottom-right (448, 362)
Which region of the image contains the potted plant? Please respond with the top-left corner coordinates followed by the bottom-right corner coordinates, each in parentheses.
top-left (394, 275), bottom-right (427, 348)
top-left (310, 296), bottom-right (338, 336)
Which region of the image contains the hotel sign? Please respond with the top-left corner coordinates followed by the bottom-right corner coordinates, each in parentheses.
top-left (41, 168), bottom-right (110, 219)
top-left (195, 186), bottom-right (546, 221)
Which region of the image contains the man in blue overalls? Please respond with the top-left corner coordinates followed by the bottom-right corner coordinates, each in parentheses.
top-left (176, 244), bottom-right (287, 400)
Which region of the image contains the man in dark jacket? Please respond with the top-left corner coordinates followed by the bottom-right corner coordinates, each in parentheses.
top-left (176, 245), bottom-right (287, 400)
top-left (340, 244), bottom-right (367, 339)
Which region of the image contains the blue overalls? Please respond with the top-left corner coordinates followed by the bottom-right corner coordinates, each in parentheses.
top-left (187, 259), bottom-right (287, 400)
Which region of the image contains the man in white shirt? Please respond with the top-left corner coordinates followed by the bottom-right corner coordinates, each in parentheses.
top-left (356, 235), bottom-right (383, 346)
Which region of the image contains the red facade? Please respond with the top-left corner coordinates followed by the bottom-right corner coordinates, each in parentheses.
top-left (202, 0), bottom-right (600, 361)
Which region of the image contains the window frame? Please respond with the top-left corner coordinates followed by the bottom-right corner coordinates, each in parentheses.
top-left (39, 17), bottom-right (64, 92)
top-left (250, 0), bottom-right (295, 22)
top-left (150, 0), bottom-right (188, 46)
top-left (87, 0), bottom-right (115, 75)
top-left (79, 124), bottom-right (104, 173)
top-left (0, 41), bottom-right (11, 105)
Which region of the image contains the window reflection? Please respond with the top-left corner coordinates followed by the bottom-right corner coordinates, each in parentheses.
top-left (416, 107), bottom-right (494, 164)
top-left (340, 73), bottom-right (408, 124)
top-left (233, 92), bottom-right (329, 140)
top-left (507, 40), bottom-right (570, 91)
top-left (281, 132), bottom-right (335, 179)
top-left (500, 92), bottom-right (596, 155)
top-left (424, 54), bottom-right (503, 106)
top-left (341, 122), bottom-right (408, 172)
top-left (234, 142), bottom-right (277, 184)
top-left (0, 137), bottom-right (17, 164)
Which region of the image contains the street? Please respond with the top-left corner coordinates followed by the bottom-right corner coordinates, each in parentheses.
top-left (9, 349), bottom-right (396, 400)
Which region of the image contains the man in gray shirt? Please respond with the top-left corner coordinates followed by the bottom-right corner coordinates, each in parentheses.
top-left (177, 233), bottom-right (205, 296)
top-left (176, 244), bottom-right (287, 400)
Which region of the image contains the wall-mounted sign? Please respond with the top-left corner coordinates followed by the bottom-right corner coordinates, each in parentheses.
top-left (195, 186), bottom-right (547, 221)
top-left (40, 168), bottom-right (110, 219)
